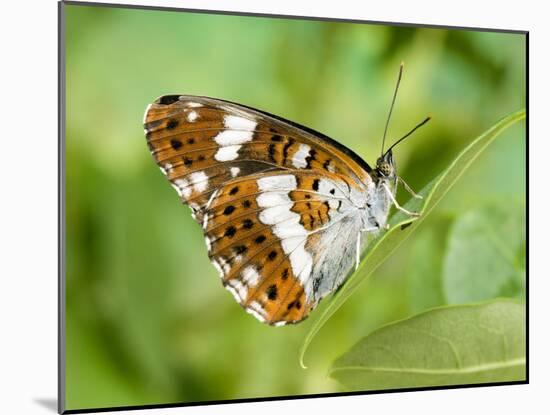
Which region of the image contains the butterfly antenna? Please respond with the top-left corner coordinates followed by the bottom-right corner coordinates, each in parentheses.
top-left (381, 62), bottom-right (404, 156)
top-left (385, 115), bottom-right (431, 155)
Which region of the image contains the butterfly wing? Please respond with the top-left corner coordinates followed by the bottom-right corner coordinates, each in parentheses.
top-left (144, 95), bottom-right (373, 222)
top-left (143, 95), bottom-right (374, 325)
top-left (203, 171), bottom-right (363, 325)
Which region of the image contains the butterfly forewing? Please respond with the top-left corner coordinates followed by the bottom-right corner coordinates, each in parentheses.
top-left (144, 95), bottom-right (373, 221)
top-left (144, 95), bottom-right (374, 325)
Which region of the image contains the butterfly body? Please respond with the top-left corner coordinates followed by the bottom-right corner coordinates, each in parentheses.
top-left (144, 95), bottom-right (405, 326)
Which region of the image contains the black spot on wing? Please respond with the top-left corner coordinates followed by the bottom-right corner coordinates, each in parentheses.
top-left (234, 245), bottom-right (247, 255)
top-left (266, 284), bottom-right (278, 300)
top-left (287, 299), bottom-right (302, 310)
top-left (281, 268), bottom-right (289, 280)
top-left (166, 119), bottom-right (178, 130)
top-left (224, 226), bottom-right (237, 238)
top-left (223, 205), bottom-right (236, 215)
top-left (170, 139), bottom-right (182, 150)
top-left (312, 179), bottom-right (320, 191)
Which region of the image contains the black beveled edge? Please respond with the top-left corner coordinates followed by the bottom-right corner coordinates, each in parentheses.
top-left (58, 1), bottom-right (67, 414)
top-left (62, 380), bottom-right (528, 414)
top-left (525, 32), bottom-right (529, 384)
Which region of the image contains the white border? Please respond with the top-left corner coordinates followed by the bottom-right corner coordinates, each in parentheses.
top-left (1, 0), bottom-right (544, 414)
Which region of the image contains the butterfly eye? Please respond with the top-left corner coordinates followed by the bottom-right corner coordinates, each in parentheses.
top-left (379, 162), bottom-right (391, 176)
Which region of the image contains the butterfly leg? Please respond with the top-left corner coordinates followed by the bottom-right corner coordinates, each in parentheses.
top-left (398, 176), bottom-right (423, 199)
top-left (382, 183), bottom-right (420, 217)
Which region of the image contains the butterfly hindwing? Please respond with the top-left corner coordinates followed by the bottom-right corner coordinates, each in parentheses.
top-left (202, 170), bottom-right (362, 325)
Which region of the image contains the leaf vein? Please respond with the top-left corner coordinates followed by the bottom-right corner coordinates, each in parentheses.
top-left (330, 358), bottom-right (525, 376)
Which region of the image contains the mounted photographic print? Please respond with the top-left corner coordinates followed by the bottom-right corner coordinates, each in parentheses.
top-left (59, 1), bottom-right (528, 413)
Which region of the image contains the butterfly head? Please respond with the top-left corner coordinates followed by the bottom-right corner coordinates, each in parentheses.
top-left (376, 114), bottom-right (431, 181)
top-left (376, 150), bottom-right (396, 179)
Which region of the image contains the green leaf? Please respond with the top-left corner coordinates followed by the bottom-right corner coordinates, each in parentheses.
top-left (329, 300), bottom-right (526, 390)
top-left (443, 205), bottom-right (526, 304)
top-left (407, 221), bottom-right (448, 313)
top-left (299, 109), bottom-right (526, 368)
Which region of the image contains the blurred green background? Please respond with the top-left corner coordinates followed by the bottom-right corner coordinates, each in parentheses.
top-left (63, 3), bottom-right (526, 411)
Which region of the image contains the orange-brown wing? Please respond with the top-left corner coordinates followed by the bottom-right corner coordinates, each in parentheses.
top-left (143, 95), bottom-right (373, 222)
top-left (203, 170), bottom-right (362, 326)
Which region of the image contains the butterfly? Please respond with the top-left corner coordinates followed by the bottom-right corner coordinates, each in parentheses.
top-left (143, 65), bottom-right (429, 326)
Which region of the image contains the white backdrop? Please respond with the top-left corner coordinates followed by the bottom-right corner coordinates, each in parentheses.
top-left (0, 0), bottom-right (543, 414)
